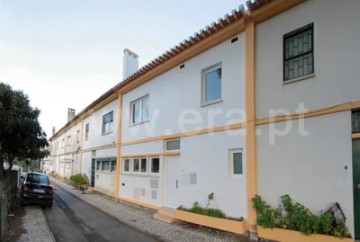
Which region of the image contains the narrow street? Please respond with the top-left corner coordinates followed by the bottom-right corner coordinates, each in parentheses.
top-left (44, 183), bottom-right (162, 242)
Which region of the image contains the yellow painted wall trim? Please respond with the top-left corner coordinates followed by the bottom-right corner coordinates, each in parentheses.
top-left (119, 20), bottom-right (245, 95)
top-left (245, 19), bottom-right (257, 233)
top-left (256, 101), bottom-right (360, 126)
top-left (122, 122), bottom-right (246, 146)
top-left (159, 208), bottom-right (247, 235)
top-left (251, 0), bottom-right (306, 24)
top-left (121, 151), bottom-right (180, 159)
top-left (257, 226), bottom-right (353, 242)
top-left (352, 133), bottom-right (360, 139)
top-left (115, 94), bottom-right (123, 196)
top-left (81, 143), bottom-right (117, 153)
top-left (116, 195), bottom-right (159, 211)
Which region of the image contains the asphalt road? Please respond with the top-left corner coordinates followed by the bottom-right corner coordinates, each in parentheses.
top-left (44, 183), bottom-right (162, 242)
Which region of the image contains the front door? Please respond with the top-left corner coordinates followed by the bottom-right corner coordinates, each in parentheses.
top-left (165, 156), bottom-right (181, 208)
top-left (353, 139), bottom-right (360, 239)
top-left (91, 159), bottom-right (96, 187)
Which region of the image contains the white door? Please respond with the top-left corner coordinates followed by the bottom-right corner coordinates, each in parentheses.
top-left (165, 156), bottom-right (181, 208)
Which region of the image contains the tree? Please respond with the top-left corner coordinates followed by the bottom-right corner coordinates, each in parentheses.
top-left (0, 83), bottom-right (49, 181)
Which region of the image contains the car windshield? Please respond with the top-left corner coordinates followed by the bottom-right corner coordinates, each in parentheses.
top-left (26, 174), bottom-right (49, 184)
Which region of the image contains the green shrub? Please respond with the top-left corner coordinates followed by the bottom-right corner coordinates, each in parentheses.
top-left (70, 173), bottom-right (89, 186)
top-left (252, 194), bottom-right (351, 238)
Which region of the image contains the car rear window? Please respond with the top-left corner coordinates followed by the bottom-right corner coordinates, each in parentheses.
top-left (27, 174), bottom-right (49, 184)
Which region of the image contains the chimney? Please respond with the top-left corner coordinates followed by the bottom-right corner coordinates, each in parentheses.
top-left (123, 48), bottom-right (139, 80)
top-left (67, 108), bottom-right (75, 122)
top-left (52, 127), bottom-right (56, 136)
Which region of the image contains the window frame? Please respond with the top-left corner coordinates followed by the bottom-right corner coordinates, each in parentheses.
top-left (85, 123), bottom-right (89, 141)
top-left (67, 135), bottom-right (71, 147)
top-left (150, 157), bottom-right (160, 174)
top-left (283, 23), bottom-right (314, 83)
top-left (229, 149), bottom-right (243, 176)
top-left (123, 158), bottom-right (131, 173)
top-left (102, 111), bottom-right (114, 135)
top-left (130, 95), bottom-right (149, 125)
top-left (201, 63), bottom-right (222, 106)
top-left (164, 139), bottom-right (181, 151)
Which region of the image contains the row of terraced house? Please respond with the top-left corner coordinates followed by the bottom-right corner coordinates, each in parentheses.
top-left (47, 0), bottom-right (360, 240)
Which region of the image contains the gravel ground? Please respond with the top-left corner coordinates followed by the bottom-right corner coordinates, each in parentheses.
top-left (18, 206), bottom-right (55, 242)
top-left (51, 178), bottom-right (251, 242)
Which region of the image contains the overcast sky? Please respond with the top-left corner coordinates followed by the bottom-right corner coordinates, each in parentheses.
top-left (0, 0), bottom-right (246, 138)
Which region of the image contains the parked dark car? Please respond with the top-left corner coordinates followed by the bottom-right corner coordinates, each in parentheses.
top-left (20, 172), bottom-right (53, 207)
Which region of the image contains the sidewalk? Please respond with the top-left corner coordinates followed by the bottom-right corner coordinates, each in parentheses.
top-left (49, 178), bottom-right (250, 242)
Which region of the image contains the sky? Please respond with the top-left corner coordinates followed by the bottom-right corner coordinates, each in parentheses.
top-left (0, 0), bottom-right (247, 138)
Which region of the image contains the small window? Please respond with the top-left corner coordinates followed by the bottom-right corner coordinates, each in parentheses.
top-left (97, 160), bottom-right (101, 171)
top-left (76, 130), bottom-right (80, 143)
top-left (102, 160), bottom-right (110, 171)
top-left (131, 95), bottom-right (149, 125)
top-left (202, 64), bottom-right (222, 105)
top-left (85, 123), bottom-right (89, 140)
top-left (123, 159), bottom-right (130, 172)
top-left (140, 158), bottom-right (147, 173)
top-left (165, 139), bottom-right (180, 151)
top-left (352, 109), bottom-right (360, 133)
top-left (151, 158), bottom-right (160, 173)
top-left (133, 158), bottom-right (140, 172)
top-left (284, 23), bottom-right (314, 82)
top-left (67, 136), bottom-right (71, 146)
top-left (230, 149), bottom-right (243, 175)
top-left (102, 112), bottom-right (114, 135)
top-left (111, 159), bottom-right (117, 172)
top-left (61, 139), bottom-right (65, 148)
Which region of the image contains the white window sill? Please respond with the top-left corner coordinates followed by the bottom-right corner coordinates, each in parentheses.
top-left (120, 172), bottom-right (160, 178)
top-left (283, 73), bottom-right (315, 85)
top-left (201, 99), bottom-right (223, 107)
top-left (102, 131), bottom-right (113, 136)
top-left (129, 120), bottom-right (149, 127)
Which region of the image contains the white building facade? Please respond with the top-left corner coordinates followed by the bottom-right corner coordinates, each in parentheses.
top-left (49, 0), bottom-right (360, 239)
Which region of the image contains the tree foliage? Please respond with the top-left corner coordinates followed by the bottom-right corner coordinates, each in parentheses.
top-left (0, 83), bottom-right (48, 179)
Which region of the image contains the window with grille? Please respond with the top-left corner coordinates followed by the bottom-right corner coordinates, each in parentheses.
top-left (284, 23), bottom-right (314, 82)
top-left (352, 109), bottom-right (360, 133)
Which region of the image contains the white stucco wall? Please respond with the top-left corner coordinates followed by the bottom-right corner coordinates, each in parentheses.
top-left (121, 33), bottom-right (245, 143)
top-left (255, 0), bottom-right (360, 119)
top-left (174, 131), bottom-right (247, 218)
top-left (257, 112), bottom-right (354, 235)
top-left (95, 172), bottom-right (116, 195)
top-left (83, 99), bottom-right (118, 150)
top-left (121, 141), bottom-right (163, 156)
top-left (121, 130), bottom-right (247, 218)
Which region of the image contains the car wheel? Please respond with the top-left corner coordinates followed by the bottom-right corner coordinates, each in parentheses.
top-left (47, 201), bottom-right (53, 208)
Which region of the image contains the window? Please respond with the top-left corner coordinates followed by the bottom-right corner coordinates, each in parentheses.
top-left (131, 95), bottom-right (149, 125)
top-left (133, 158), bottom-right (140, 172)
top-left (76, 130), bottom-right (80, 143)
top-left (123, 159), bottom-right (130, 172)
top-left (140, 158), bottom-right (147, 173)
top-left (101, 159), bottom-right (110, 171)
top-left (230, 149), bottom-right (243, 175)
top-left (352, 109), bottom-right (360, 133)
top-left (102, 112), bottom-right (114, 135)
top-left (165, 139), bottom-right (180, 151)
top-left (202, 64), bottom-right (222, 105)
top-left (111, 159), bottom-right (117, 172)
top-left (61, 139), bottom-right (65, 148)
top-left (151, 158), bottom-right (160, 173)
top-left (97, 160), bottom-right (101, 171)
top-left (85, 123), bottom-right (89, 140)
top-left (284, 23), bottom-right (314, 82)
top-left (67, 136), bottom-right (71, 146)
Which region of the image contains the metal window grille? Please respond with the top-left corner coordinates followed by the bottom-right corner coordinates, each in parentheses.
top-left (284, 23), bottom-right (314, 81)
top-left (352, 109), bottom-right (360, 133)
